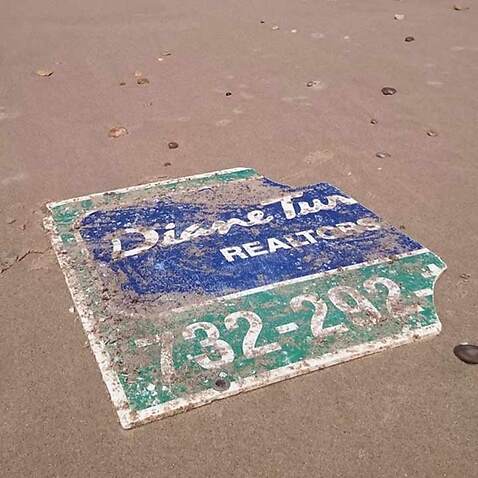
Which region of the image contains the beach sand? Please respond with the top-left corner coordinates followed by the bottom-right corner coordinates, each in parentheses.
top-left (1, 1), bottom-right (477, 476)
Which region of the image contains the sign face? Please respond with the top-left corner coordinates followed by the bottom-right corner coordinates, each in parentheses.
top-left (45, 168), bottom-right (446, 428)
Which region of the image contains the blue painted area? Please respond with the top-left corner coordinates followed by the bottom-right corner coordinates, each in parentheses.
top-left (79, 179), bottom-right (423, 297)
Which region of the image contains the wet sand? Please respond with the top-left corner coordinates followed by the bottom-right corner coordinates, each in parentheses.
top-left (1, 0), bottom-right (477, 476)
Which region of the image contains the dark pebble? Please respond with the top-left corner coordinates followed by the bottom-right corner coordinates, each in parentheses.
top-left (453, 344), bottom-right (478, 364)
top-left (168, 142), bottom-right (179, 149)
top-left (453, 5), bottom-right (470, 11)
top-left (213, 377), bottom-right (230, 391)
top-left (164, 162), bottom-right (172, 167)
top-left (119, 81), bottom-right (126, 86)
top-left (376, 152), bottom-right (391, 159)
top-left (260, 20), bottom-right (265, 24)
top-left (381, 87), bottom-right (397, 96)
top-left (370, 118), bottom-right (378, 124)
top-left (405, 36), bottom-right (415, 42)
top-left (225, 91), bottom-right (232, 96)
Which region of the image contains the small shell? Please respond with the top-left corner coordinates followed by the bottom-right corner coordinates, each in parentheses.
top-left (306, 80), bottom-right (321, 88)
top-left (35, 69), bottom-right (54, 77)
top-left (381, 86), bottom-right (397, 96)
top-left (108, 127), bottom-right (128, 138)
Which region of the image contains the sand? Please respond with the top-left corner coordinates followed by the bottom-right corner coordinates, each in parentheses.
top-left (1, 0), bottom-right (477, 476)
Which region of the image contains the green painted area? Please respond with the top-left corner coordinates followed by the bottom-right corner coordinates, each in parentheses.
top-left (115, 251), bottom-right (444, 411)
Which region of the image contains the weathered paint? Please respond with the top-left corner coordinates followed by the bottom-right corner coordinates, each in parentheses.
top-left (44, 168), bottom-right (446, 428)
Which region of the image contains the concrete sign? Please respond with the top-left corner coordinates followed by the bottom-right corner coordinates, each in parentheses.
top-left (45, 168), bottom-right (446, 428)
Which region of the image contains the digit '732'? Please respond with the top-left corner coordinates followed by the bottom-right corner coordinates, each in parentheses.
top-left (156, 276), bottom-right (418, 384)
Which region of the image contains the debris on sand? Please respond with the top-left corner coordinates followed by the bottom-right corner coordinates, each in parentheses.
top-left (306, 80), bottom-right (322, 89)
top-left (376, 152), bottom-right (391, 159)
top-left (426, 129), bottom-right (438, 137)
top-left (394, 14), bottom-right (405, 21)
top-left (108, 127), bottom-right (128, 138)
top-left (453, 344), bottom-right (478, 364)
top-left (168, 142), bottom-right (179, 149)
top-left (272, 25), bottom-right (279, 31)
top-left (453, 5), bottom-right (470, 11)
top-left (134, 71), bottom-right (143, 77)
top-left (157, 52), bottom-right (172, 61)
top-left (120, 81), bottom-right (126, 86)
top-left (136, 77), bottom-right (150, 85)
top-left (35, 69), bottom-right (54, 77)
top-left (370, 118), bottom-right (378, 124)
top-left (381, 86), bottom-right (397, 95)
top-left (225, 91), bottom-right (232, 96)
top-left (405, 36), bottom-right (415, 42)
top-left (164, 162), bottom-right (172, 167)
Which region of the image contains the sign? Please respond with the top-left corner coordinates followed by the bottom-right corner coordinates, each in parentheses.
top-left (45, 168), bottom-right (446, 428)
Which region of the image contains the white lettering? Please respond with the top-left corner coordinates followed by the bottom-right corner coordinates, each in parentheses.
top-left (316, 225), bottom-right (340, 239)
top-left (267, 237), bottom-right (292, 253)
top-left (262, 192), bottom-right (303, 219)
top-left (297, 195), bottom-right (357, 217)
top-left (220, 246), bottom-right (248, 262)
top-left (243, 241), bottom-right (269, 257)
top-left (295, 230), bottom-right (317, 244)
top-left (357, 217), bottom-right (381, 231)
top-left (111, 227), bottom-right (159, 259)
top-left (284, 235), bottom-right (307, 247)
top-left (336, 222), bottom-right (360, 235)
top-left (110, 194), bottom-right (364, 260)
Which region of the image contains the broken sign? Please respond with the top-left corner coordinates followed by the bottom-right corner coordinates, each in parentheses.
top-left (44, 168), bottom-right (446, 428)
